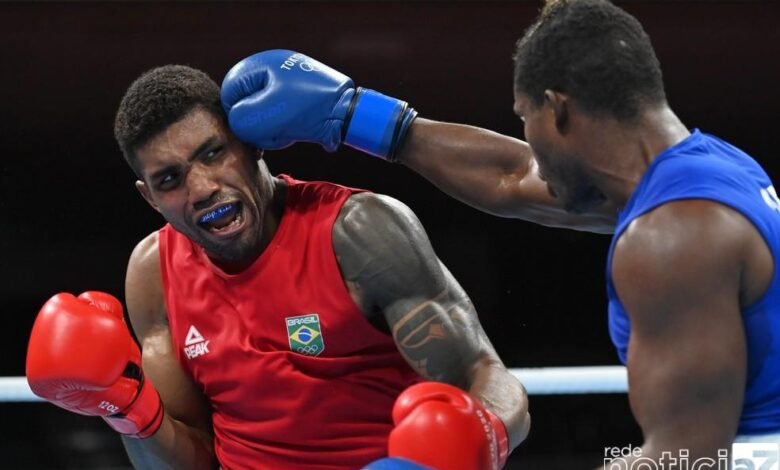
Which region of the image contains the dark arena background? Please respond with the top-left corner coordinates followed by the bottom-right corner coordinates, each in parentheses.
top-left (1, 1), bottom-right (778, 469)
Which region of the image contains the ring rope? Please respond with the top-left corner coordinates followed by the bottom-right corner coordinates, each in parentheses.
top-left (0, 366), bottom-right (627, 402)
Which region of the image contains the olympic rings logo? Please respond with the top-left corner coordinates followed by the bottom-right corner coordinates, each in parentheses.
top-left (299, 60), bottom-right (320, 73)
top-left (297, 345), bottom-right (320, 355)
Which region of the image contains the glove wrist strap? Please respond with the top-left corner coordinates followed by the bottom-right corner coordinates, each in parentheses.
top-left (104, 377), bottom-right (164, 439)
top-left (344, 88), bottom-right (417, 161)
top-left (487, 409), bottom-right (510, 469)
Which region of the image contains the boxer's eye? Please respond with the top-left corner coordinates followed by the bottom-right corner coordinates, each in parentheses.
top-left (157, 172), bottom-right (179, 190)
top-left (203, 145), bottom-right (225, 163)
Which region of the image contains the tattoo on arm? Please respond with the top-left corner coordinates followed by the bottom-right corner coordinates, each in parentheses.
top-left (390, 290), bottom-right (458, 378)
top-left (333, 193), bottom-right (490, 385)
top-left (334, 193), bottom-right (531, 448)
top-left (387, 275), bottom-right (486, 386)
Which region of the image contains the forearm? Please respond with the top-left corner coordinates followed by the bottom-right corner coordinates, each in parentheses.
top-left (467, 358), bottom-right (530, 450)
top-left (397, 118), bottom-right (533, 216)
top-left (122, 414), bottom-right (215, 470)
top-left (398, 118), bottom-right (616, 232)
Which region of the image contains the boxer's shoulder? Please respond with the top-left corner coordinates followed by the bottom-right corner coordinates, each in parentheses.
top-left (617, 199), bottom-right (756, 260)
top-left (333, 193), bottom-right (430, 273)
top-left (129, 231), bottom-right (160, 264)
top-left (611, 199), bottom-right (754, 327)
top-left (333, 192), bottom-right (444, 307)
top-left (126, 232), bottom-right (168, 336)
top-left (332, 193), bottom-right (425, 315)
top-left (127, 231), bottom-right (161, 285)
top-left (335, 192), bottom-right (424, 242)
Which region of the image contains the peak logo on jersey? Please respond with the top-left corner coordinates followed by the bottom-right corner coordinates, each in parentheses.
top-left (183, 325), bottom-right (210, 359)
top-left (286, 314), bottom-right (324, 356)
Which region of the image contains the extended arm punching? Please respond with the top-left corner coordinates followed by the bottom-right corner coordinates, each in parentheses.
top-left (221, 49), bottom-right (616, 234)
top-left (333, 193), bottom-right (529, 469)
top-left (399, 118), bottom-right (615, 233)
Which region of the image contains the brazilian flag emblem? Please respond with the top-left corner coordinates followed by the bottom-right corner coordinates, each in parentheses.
top-left (285, 314), bottom-right (324, 356)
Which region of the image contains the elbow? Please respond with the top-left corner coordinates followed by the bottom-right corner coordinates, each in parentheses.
top-left (466, 357), bottom-right (530, 448)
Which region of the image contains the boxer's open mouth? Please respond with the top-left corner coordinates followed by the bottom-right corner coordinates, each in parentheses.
top-left (197, 202), bottom-right (244, 236)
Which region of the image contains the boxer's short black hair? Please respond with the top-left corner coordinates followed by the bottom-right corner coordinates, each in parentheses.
top-left (114, 65), bottom-right (224, 177)
top-left (513, 0), bottom-right (666, 120)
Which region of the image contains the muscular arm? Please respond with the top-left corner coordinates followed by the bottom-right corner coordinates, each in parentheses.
top-left (398, 118), bottom-right (616, 234)
top-left (333, 193), bottom-right (530, 448)
top-left (122, 233), bottom-right (216, 470)
top-left (606, 201), bottom-right (759, 467)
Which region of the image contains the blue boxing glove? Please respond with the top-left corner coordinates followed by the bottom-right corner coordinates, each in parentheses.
top-left (362, 457), bottom-right (433, 470)
top-left (221, 49), bottom-right (417, 161)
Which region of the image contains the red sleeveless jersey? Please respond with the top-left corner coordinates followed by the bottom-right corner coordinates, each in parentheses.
top-left (158, 175), bottom-right (420, 469)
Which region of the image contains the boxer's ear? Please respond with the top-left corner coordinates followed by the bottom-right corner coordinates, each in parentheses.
top-left (544, 90), bottom-right (569, 134)
top-left (135, 180), bottom-right (161, 213)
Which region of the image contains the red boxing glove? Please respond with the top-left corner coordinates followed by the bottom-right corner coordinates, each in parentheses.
top-left (388, 382), bottom-right (509, 470)
top-left (26, 292), bottom-right (163, 438)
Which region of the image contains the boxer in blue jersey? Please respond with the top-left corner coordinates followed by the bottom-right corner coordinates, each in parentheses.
top-left (220, 0), bottom-right (779, 466)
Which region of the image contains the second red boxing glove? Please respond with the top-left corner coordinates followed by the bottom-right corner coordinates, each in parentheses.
top-left (26, 292), bottom-right (163, 438)
top-left (388, 382), bottom-right (509, 470)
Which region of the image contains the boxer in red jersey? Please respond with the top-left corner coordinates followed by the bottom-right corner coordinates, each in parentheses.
top-left (25, 65), bottom-right (529, 470)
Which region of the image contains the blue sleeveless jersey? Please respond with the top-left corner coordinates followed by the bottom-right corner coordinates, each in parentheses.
top-left (606, 129), bottom-right (780, 435)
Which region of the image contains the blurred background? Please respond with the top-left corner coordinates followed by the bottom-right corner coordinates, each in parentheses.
top-left (1, 1), bottom-right (778, 468)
